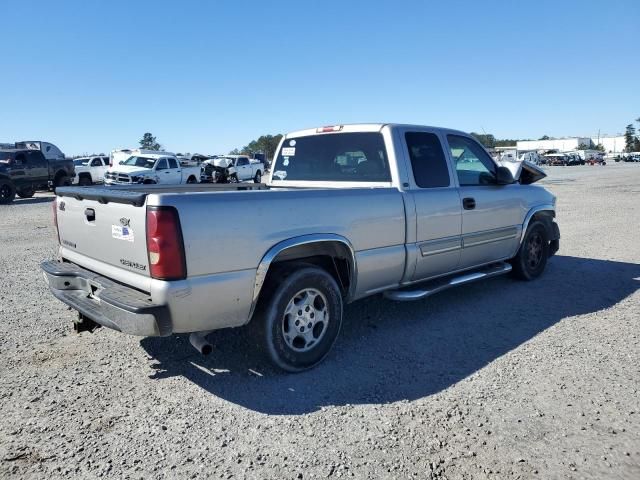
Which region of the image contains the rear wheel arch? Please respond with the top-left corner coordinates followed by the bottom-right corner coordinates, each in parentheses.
top-left (249, 235), bottom-right (357, 323)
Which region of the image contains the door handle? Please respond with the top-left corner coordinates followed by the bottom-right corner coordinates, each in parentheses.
top-left (462, 197), bottom-right (476, 210)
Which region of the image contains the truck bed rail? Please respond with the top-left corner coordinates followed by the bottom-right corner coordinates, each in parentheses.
top-left (56, 183), bottom-right (269, 206)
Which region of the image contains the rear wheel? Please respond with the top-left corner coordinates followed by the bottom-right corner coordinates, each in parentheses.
top-left (17, 185), bottom-right (35, 198)
top-left (54, 174), bottom-right (71, 192)
top-left (254, 266), bottom-right (343, 372)
top-left (78, 174), bottom-right (92, 186)
top-left (254, 170), bottom-right (262, 183)
top-left (0, 180), bottom-right (16, 204)
top-left (511, 221), bottom-right (549, 280)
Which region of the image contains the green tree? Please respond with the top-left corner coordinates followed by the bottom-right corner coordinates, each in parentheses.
top-left (228, 148), bottom-right (241, 155)
top-left (139, 132), bottom-right (161, 151)
top-left (235, 134), bottom-right (283, 161)
top-left (539, 135), bottom-right (550, 140)
top-left (470, 132), bottom-right (496, 148)
top-left (624, 124), bottom-right (636, 152)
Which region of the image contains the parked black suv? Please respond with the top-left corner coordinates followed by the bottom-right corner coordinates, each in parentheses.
top-left (0, 149), bottom-right (75, 204)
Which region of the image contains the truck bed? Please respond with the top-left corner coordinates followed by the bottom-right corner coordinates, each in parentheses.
top-left (56, 183), bottom-right (268, 206)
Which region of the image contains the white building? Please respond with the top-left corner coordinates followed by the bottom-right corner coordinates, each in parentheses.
top-left (517, 137), bottom-right (591, 152)
top-left (516, 135), bottom-right (626, 154)
top-left (590, 135), bottom-right (625, 154)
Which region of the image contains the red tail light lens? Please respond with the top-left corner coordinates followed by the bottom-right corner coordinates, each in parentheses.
top-left (146, 207), bottom-right (186, 280)
top-left (52, 198), bottom-right (60, 243)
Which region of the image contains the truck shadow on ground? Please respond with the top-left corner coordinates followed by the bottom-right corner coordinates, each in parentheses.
top-left (141, 255), bottom-right (640, 414)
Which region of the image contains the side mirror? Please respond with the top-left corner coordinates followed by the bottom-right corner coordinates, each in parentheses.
top-left (496, 166), bottom-right (515, 185)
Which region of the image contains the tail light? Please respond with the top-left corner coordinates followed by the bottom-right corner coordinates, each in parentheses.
top-left (146, 207), bottom-right (186, 280)
top-left (52, 197), bottom-right (60, 244)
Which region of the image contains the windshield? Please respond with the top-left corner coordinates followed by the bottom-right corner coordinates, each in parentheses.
top-left (73, 158), bottom-right (90, 166)
top-left (121, 156), bottom-right (156, 169)
top-left (271, 132), bottom-right (391, 182)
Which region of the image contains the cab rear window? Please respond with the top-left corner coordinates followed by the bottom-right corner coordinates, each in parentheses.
top-left (272, 132), bottom-right (391, 182)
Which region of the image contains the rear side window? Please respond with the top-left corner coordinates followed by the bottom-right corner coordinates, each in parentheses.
top-left (168, 158), bottom-right (178, 169)
top-left (405, 132), bottom-right (450, 188)
top-left (272, 132), bottom-right (390, 182)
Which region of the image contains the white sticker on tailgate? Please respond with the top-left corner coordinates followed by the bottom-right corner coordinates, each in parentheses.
top-left (112, 225), bottom-right (135, 242)
top-left (281, 147), bottom-right (295, 156)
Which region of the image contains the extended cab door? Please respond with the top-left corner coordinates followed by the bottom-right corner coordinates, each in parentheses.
top-left (27, 151), bottom-right (49, 184)
top-left (444, 134), bottom-right (524, 269)
top-left (235, 157), bottom-right (251, 180)
top-left (90, 157), bottom-right (107, 182)
top-left (401, 129), bottom-right (463, 281)
top-left (155, 158), bottom-right (179, 184)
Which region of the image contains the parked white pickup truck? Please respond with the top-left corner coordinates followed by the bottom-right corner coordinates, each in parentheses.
top-left (224, 155), bottom-right (265, 183)
top-left (72, 156), bottom-right (110, 185)
top-left (42, 123), bottom-right (559, 372)
top-left (104, 153), bottom-right (200, 185)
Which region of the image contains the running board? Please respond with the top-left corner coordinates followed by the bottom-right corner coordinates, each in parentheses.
top-left (384, 262), bottom-right (512, 302)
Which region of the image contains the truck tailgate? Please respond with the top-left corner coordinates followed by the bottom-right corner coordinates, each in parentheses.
top-left (55, 191), bottom-right (150, 280)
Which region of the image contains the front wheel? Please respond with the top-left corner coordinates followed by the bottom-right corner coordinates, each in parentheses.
top-left (186, 175), bottom-right (198, 184)
top-left (511, 221), bottom-right (550, 280)
top-left (254, 266), bottom-right (343, 372)
top-left (17, 185), bottom-right (35, 198)
top-left (228, 174), bottom-right (238, 183)
top-left (0, 180), bottom-right (16, 204)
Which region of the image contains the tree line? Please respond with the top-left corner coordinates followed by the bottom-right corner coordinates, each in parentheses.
top-left (624, 117), bottom-right (640, 152)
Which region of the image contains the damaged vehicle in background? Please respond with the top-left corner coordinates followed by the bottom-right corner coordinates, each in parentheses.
top-left (42, 123), bottom-right (559, 372)
top-left (104, 153), bottom-right (200, 185)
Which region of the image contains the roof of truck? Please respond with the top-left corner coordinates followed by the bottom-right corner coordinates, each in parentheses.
top-left (285, 123), bottom-right (469, 138)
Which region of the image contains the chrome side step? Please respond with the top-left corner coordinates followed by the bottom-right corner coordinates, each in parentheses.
top-left (384, 262), bottom-right (512, 302)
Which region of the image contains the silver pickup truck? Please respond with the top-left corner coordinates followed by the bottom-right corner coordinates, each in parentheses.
top-left (42, 124), bottom-right (559, 372)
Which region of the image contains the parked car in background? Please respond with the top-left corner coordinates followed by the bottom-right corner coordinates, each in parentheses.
top-left (228, 155), bottom-right (264, 182)
top-left (104, 153), bottom-right (200, 185)
top-left (42, 123), bottom-right (559, 372)
top-left (565, 153), bottom-right (584, 166)
top-left (72, 156), bottom-right (110, 185)
top-left (518, 151), bottom-right (543, 165)
top-left (544, 153), bottom-right (570, 166)
top-left (0, 148), bottom-right (75, 203)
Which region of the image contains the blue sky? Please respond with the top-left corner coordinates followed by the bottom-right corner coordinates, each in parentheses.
top-left (1, 0), bottom-right (638, 155)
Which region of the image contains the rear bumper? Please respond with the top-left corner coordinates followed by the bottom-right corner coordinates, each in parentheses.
top-left (41, 260), bottom-right (171, 337)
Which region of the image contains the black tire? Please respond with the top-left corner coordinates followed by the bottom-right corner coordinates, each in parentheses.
top-left (229, 174), bottom-right (239, 183)
top-left (143, 179), bottom-right (156, 184)
top-left (54, 174), bottom-right (71, 192)
top-left (254, 170), bottom-right (262, 183)
top-left (17, 185), bottom-right (35, 198)
top-left (186, 175), bottom-right (198, 184)
top-left (78, 174), bottom-right (92, 186)
top-left (0, 179), bottom-right (16, 204)
top-left (254, 266), bottom-right (343, 372)
top-left (511, 220), bottom-right (550, 280)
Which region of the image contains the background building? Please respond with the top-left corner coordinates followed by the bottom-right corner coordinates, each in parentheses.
top-left (590, 135), bottom-right (625, 154)
top-left (517, 137), bottom-right (591, 152)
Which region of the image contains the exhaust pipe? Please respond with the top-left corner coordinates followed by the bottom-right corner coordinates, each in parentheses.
top-left (189, 332), bottom-right (213, 355)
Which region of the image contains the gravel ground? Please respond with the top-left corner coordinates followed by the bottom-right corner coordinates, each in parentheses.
top-left (1, 163), bottom-right (639, 479)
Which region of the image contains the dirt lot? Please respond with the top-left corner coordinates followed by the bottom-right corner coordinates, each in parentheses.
top-left (1, 163), bottom-right (639, 479)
